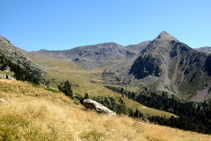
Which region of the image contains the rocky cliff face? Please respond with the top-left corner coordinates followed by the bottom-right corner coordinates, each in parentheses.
top-left (102, 31), bottom-right (211, 101)
top-left (169, 41), bottom-right (210, 100)
top-left (129, 55), bottom-right (163, 79)
top-left (0, 35), bottom-right (46, 83)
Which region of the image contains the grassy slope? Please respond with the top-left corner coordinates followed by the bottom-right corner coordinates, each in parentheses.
top-left (32, 56), bottom-right (176, 118)
top-left (0, 79), bottom-right (210, 141)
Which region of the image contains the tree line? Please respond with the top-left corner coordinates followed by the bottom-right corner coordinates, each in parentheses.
top-left (105, 85), bottom-right (211, 134)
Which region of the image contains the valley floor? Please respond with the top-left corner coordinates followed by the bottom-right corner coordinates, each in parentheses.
top-left (0, 79), bottom-right (211, 140)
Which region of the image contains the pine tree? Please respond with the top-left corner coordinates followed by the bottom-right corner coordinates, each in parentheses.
top-left (134, 108), bottom-right (140, 118)
top-left (58, 80), bottom-right (73, 99)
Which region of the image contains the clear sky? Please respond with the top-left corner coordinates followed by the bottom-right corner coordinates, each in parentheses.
top-left (0, 0), bottom-right (210, 51)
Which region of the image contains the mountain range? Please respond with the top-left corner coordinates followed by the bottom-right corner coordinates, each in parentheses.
top-left (0, 31), bottom-right (211, 103)
top-left (2, 31), bottom-right (210, 102)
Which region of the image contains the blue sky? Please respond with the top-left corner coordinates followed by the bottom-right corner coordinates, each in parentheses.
top-left (0, 0), bottom-right (210, 51)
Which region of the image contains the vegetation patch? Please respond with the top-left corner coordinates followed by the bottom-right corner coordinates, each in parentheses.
top-left (44, 88), bottom-right (60, 93)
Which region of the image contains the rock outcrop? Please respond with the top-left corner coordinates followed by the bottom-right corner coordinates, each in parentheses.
top-left (83, 99), bottom-right (116, 116)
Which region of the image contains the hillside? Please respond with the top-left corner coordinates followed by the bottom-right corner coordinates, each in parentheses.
top-left (103, 31), bottom-right (211, 101)
top-left (0, 79), bottom-right (211, 140)
top-left (27, 42), bottom-right (138, 70)
top-left (0, 35), bottom-right (46, 83)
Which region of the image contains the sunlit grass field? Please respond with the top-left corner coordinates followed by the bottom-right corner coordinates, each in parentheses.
top-left (0, 79), bottom-right (210, 140)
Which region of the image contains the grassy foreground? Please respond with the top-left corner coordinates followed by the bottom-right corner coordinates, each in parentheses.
top-left (0, 80), bottom-right (211, 140)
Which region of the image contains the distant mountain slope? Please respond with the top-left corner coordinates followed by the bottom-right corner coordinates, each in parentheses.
top-left (195, 46), bottom-right (211, 54)
top-left (103, 31), bottom-right (211, 101)
top-left (29, 42), bottom-right (138, 70)
top-left (125, 41), bottom-right (150, 52)
top-left (0, 35), bottom-right (46, 83)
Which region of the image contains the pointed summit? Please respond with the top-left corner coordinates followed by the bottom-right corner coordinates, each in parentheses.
top-left (156, 31), bottom-right (178, 41)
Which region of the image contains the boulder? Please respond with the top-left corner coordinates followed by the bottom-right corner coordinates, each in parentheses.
top-left (83, 99), bottom-right (116, 116)
top-left (0, 98), bottom-right (6, 103)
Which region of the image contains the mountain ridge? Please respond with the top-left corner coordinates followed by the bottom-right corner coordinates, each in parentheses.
top-left (27, 42), bottom-right (139, 70)
top-left (102, 32), bottom-right (211, 101)
top-left (125, 41), bottom-right (151, 52)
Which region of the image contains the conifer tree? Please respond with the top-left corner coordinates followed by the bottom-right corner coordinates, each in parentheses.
top-left (58, 80), bottom-right (73, 99)
top-left (134, 108), bottom-right (140, 118)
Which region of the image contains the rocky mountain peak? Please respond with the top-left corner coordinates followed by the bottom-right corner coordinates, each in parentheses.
top-left (156, 31), bottom-right (178, 41)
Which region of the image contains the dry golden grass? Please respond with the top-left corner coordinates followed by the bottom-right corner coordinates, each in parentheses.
top-left (0, 79), bottom-right (211, 141)
top-left (0, 79), bottom-right (71, 105)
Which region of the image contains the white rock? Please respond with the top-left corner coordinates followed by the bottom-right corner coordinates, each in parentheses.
top-left (83, 99), bottom-right (116, 116)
